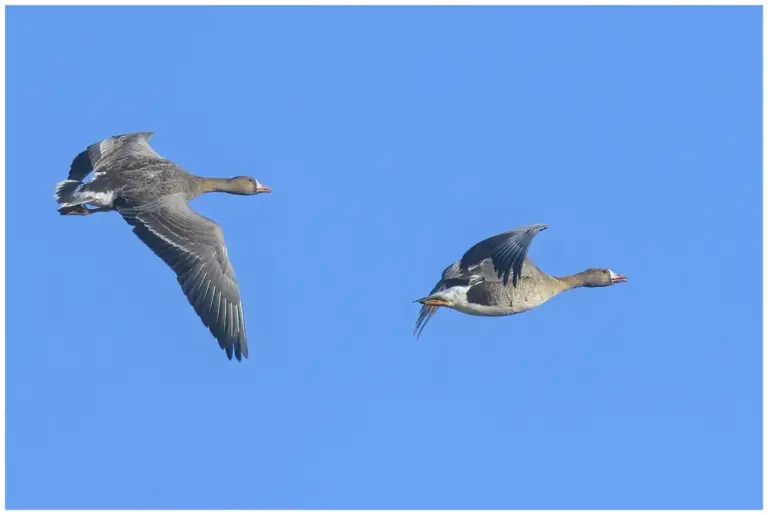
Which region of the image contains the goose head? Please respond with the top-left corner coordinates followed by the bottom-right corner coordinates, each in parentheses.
top-left (228, 176), bottom-right (272, 195)
top-left (580, 268), bottom-right (628, 287)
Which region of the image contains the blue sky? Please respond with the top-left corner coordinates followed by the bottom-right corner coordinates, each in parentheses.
top-left (6, 6), bottom-right (762, 509)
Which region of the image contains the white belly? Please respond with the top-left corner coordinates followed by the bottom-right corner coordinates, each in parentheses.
top-left (452, 302), bottom-right (516, 317)
top-left (451, 296), bottom-right (552, 317)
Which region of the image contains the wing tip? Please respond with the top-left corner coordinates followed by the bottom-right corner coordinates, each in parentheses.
top-left (111, 131), bottom-right (155, 140)
top-left (494, 223), bottom-right (549, 287)
top-left (221, 332), bottom-right (248, 362)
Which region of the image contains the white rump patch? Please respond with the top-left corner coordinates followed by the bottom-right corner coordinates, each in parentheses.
top-left (54, 179), bottom-right (117, 208)
top-left (85, 189), bottom-right (117, 207)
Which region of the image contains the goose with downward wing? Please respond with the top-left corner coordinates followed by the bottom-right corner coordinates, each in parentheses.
top-left (54, 132), bottom-right (272, 361)
top-left (414, 224), bottom-right (627, 338)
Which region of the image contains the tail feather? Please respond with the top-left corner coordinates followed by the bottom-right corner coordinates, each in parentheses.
top-left (414, 301), bottom-right (440, 339)
top-left (54, 180), bottom-right (83, 207)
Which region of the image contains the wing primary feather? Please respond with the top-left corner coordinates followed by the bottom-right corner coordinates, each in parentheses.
top-left (239, 303), bottom-right (248, 358)
top-left (195, 280), bottom-right (212, 311)
top-left (181, 263), bottom-right (205, 293)
top-left (232, 305), bottom-right (239, 341)
top-left (228, 303), bottom-right (235, 340)
top-left (220, 298), bottom-right (228, 344)
top-left (190, 274), bottom-right (209, 306)
top-left (207, 286), bottom-right (218, 316)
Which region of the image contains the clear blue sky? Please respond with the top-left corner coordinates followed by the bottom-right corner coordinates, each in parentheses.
top-left (6, 6), bottom-right (762, 509)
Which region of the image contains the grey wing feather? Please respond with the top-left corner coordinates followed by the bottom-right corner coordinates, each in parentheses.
top-left (117, 193), bottom-right (248, 361)
top-left (67, 149), bottom-right (94, 182)
top-left (88, 132), bottom-right (160, 172)
top-left (66, 132), bottom-right (159, 182)
top-left (414, 261), bottom-right (463, 338)
top-left (459, 224), bottom-right (548, 287)
top-left (67, 132), bottom-right (161, 182)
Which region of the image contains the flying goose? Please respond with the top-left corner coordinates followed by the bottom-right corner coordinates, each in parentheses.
top-left (414, 224), bottom-right (627, 337)
top-left (54, 132), bottom-right (271, 361)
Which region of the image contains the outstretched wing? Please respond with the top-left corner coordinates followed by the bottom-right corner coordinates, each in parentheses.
top-left (460, 224), bottom-right (548, 287)
top-left (67, 148), bottom-right (94, 182)
top-left (117, 193), bottom-right (248, 361)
